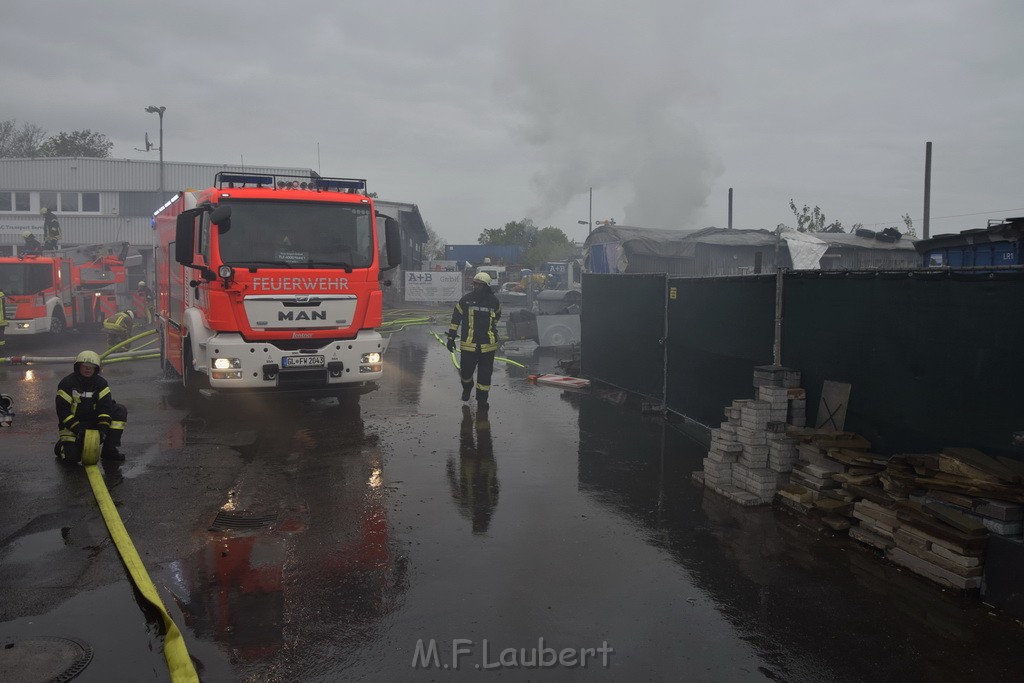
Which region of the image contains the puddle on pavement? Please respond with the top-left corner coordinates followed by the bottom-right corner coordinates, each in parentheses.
top-left (0, 528), bottom-right (73, 565)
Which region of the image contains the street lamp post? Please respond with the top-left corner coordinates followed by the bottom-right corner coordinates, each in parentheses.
top-left (577, 186), bottom-right (593, 236)
top-left (145, 105), bottom-right (166, 199)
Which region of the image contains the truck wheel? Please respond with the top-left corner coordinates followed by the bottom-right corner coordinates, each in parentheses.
top-left (50, 312), bottom-right (66, 335)
top-left (182, 342), bottom-right (208, 396)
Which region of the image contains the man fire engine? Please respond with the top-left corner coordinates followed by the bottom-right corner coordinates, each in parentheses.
top-left (0, 243), bottom-right (134, 336)
top-left (154, 171), bottom-right (402, 396)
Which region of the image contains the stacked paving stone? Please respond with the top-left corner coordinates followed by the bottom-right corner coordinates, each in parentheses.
top-left (695, 366), bottom-right (807, 506)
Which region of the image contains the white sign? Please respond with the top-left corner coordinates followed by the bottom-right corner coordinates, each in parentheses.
top-left (405, 271), bottom-right (463, 302)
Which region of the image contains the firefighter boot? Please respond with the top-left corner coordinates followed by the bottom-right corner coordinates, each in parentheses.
top-left (101, 431), bottom-right (125, 462)
top-left (461, 382), bottom-right (473, 402)
top-left (476, 389), bottom-right (489, 409)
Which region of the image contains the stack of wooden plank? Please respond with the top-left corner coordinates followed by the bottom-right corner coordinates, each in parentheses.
top-left (839, 449), bottom-right (1024, 591)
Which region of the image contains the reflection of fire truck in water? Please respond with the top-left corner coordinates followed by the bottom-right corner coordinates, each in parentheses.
top-left (171, 402), bottom-right (405, 664)
top-left (0, 243), bottom-right (137, 336)
top-left (153, 172), bottom-right (402, 396)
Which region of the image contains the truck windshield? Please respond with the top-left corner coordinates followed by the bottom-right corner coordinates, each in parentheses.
top-left (216, 199), bottom-right (374, 269)
top-left (0, 263), bottom-right (54, 295)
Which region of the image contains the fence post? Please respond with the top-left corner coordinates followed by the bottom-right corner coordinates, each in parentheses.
top-left (773, 269), bottom-right (784, 365)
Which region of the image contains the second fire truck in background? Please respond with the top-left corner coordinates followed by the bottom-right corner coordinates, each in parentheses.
top-left (0, 243), bottom-right (138, 336)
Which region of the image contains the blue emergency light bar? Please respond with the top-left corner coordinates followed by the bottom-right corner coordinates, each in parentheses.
top-left (311, 177), bottom-right (366, 191)
top-left (214, 171), bottom-right (368, 194)
top-left (217, 172), bottom-right (274, 187)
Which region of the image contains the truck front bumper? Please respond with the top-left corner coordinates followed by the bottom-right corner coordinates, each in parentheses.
top-left (197, 330), bottom-right (386, 390)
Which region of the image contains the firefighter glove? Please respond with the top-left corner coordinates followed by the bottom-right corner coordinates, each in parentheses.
top-left (446, 337), bottom-right (457, 352)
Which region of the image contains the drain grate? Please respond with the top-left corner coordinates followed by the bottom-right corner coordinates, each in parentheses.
top-left (0, 636), bottom-right (93, 682)
top-left (209, 511), bottom-right (278, 531)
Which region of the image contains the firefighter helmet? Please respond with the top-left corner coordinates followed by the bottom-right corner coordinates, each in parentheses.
top-left (74, 350), bottom-right (103, 372)
top-left (138, 281), bottom-right (146, 288)
top-left (21, 230), bottom-right (31, 239)
top-left (39, 207), bottom-right (48, 214)
top-left (125, 310), bottom-right (135, 319)
top-left (473, 272), bottom-right (492, 285)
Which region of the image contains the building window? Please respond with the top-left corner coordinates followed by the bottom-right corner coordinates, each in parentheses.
top-left (81, 192), bottom-right (99, 212)
top-left (0, 191), bottom-right (32, 212)
top-left (61, 192), bottom-right (80, 212)
top-left (40, 191), bottom-right (57, 213)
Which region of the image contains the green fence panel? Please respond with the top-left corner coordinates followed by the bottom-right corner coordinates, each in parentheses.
top-left (666, 276), bottom-right (777, 425)
top-left (782, 271), bottom-right (1024, 457)
top-left (581, 273), bottom-right (666, 399)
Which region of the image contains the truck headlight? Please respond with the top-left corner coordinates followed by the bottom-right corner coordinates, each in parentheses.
top-left (212, 357), bottom-right (241, 370)
top-left (361, 352), bottom-right (381, 364)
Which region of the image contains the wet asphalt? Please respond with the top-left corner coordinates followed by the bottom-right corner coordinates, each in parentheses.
top-left (1, 321), bottom-right (1023, 682)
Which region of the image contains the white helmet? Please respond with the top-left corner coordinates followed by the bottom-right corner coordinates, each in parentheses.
top-left (138, 281), bottom-right (146, 288)
top-left (126, 310), bottom-right (135, 319)
top-left (473, 272), bottom-right (492, 285)
top-left (21, 231), bottom-right (32, 239)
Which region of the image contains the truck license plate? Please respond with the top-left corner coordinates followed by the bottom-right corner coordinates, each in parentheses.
top-left (282, 355), bottom-right (325, 368)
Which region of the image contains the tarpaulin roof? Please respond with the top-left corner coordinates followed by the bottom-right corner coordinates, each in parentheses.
top-left (586, 224), bottom-right (917, 258)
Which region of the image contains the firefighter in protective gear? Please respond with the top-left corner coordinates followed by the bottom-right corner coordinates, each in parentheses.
top-left (447, 271), bottom-right (501, 407)
top-left (136, 281), bottom-right (154, 324)
top-left (21, 230), bottom-right (42, 253)
top-left (40, 208), bottom-right (61, 250)
top-left (55, 350), bottom-right (128, 463)
top-left (103, 309), bottom-right (135, 350)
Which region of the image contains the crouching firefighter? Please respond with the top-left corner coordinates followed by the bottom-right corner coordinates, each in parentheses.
top-left (54, 350), bottom-right (128, 463)
top-left (102, 309), bottom-right (135, 350)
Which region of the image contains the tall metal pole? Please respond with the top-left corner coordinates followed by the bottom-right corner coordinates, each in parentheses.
top-left (588, 186), bottom-right (593, 236)
top-left (158, 109), bottom-right (164, 199)
top-left (145, 105), bottom-right (166, 199)
top-left (923, 141), bottom-right (932, 239)
top-left (728, 187), bottom-right (733, 229)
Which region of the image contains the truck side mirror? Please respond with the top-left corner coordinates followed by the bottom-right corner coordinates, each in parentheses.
top-left (382, 216), bottom-right (402, 271)
top-left (209, 204), bottom-right (232, 233)
top-left (175, 210), bottom-right (200, 266)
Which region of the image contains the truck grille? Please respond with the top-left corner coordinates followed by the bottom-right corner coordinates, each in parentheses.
top-left (277, 369), bottom-right (328, 388)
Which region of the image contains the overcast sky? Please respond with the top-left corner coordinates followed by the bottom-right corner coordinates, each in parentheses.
top-left (2, 1), bottom-right (1022, 245)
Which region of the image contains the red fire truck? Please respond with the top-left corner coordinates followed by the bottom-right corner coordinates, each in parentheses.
top-left (0, 243), bottom-right (135, 336)
top-left (154, 171), bottom-right (401, 396)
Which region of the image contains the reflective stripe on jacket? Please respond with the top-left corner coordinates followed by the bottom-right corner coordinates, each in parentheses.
top-left (448, 287), bottom-right (501, 353)
top-left (103, 311), bottom-right (133, 334)
top-left (56, 372), bottom-right (113, 431)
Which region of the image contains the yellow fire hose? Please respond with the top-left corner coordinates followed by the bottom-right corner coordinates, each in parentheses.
top-left (100, 328), bottom-right (157, 360)
top-left (429, 331), bottom-right (526, 369)
top-left (80, 430), bottom-right (199, 682)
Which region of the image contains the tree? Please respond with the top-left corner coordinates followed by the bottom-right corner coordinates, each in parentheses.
top-left (478, 219), bottom-right (537, 246)
top-left (0, 119), bottom-right (48, 158)
top-left (39, 129), bottom-right (113, 158)
top-left (477, 219), bottom-right (573, 268)
top-left (902, 213), bottom-right (916, 238)
top-left (524, 226), bottom-right (574, 268)
top-left (789, 199), bottom-right (844, 233)
top-left (423, 221), bottom-right (446, 261)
